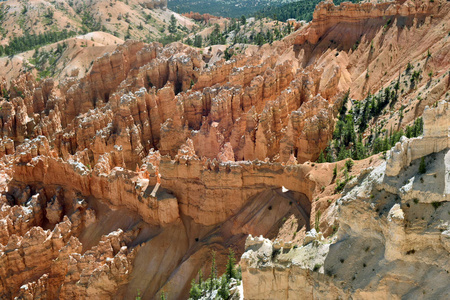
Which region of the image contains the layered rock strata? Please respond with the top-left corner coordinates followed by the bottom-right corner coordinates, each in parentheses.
top-left (0, 0), bottom-right (449, 298)
top-left (241, 100), bottom-right (450, 299)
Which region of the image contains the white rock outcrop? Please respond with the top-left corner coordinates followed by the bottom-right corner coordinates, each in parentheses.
top-left (241, 101), bottom-right (450, 299)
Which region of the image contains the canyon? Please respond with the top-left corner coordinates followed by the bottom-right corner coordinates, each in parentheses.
top-left (0, 0), bottom-right (449, 299)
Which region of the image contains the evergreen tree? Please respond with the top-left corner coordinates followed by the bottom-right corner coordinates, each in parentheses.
top-left (189, 279), bottom-right (202, 300)
top-left (413, 117), bottom-right (423, 136)
top-left (240, 15), bottom-right (246, 26)
top-left (194, 35), bottom-right (202, 48)
top-left (255, 32), bottom-right (265, 46)
top-left (354, 141), bottom-right (366, 160)
top-left (326, 151), bottom-right (334, 163)
top-left (169, 14), bottom-right (177, 34)
top-left (197, 269), bottom-right (203, 284)
top-left (345, 159), bottom-right (354, 171)
top-left (209, 251), bottom-right (217, 292)
top-left (224, 47), bottom-right (232, 60)
top-left (372, 137), bottom-right (382, 154)
top-left (317, 151), bottom-right (325, 163)
top-left (419, 157), bottom-right (426, 174)
top-left (1, 30), bottom-right (76, 57)
top-left (217, 275), bottom-right (230, 299)
top-left (226, 248), bottom-right (237, 280)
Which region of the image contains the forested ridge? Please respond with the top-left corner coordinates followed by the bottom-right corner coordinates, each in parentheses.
top-left (255, 0), bottom-right (359, 22)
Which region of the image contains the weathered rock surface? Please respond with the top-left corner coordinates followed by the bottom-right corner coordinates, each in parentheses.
top-left (386, 100), bottom-right (450, 179)
top-left (0, 0), bottom-right (449, 299)
top-left (241, 101), bottom-right (450, 300)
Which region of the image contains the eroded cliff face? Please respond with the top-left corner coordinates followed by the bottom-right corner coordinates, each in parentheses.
top-left (293, 0), bottom-right (450, 102)
top-left (0, 40), bottom-right (339, 166)
top-left (142, 0), bottom-right (168, 9)
top-left (241, 101), bottom-right (450, 299)
top-left (0, 36), bottom-right (331, 298)
top-left (2, 0), bottom-right (449, 166)
top-left (0, 138), bottom-right (319, 299)
top-left (298, 0), bottom-right (442, 45)
top-left (0, 0), bottom-right (449, 299)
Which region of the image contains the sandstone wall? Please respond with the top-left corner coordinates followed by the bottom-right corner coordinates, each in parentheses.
top-left (241, 100), bottom-right (450, 299)
top-left (0, 0), bottom-right (449, 298)
top-left (296, 0), bottom-right (442, 45)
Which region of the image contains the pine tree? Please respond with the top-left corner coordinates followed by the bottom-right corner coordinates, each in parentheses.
top-left (414, 117), bottom-right (423, 136)
top-left (317, 151), bottom-right (325, 163)
top-left (194, 35), bottom-right (202, 48)
top-left (197, 269), bottom-right (203, 284)
top-left (189, 279), bottom-right (202, 300)
top-left (240, 15), bottom-right (246, 26)
top-left (337, 147), bottom-right (348, 161)
top-left (209, 251), bottom-right (217, 292)
top-left (315, 210), bottom-right (321, 232)
top-left (226, 248), bottom-right (237, 280)
top-left (419, 157), bottom-right (426, 174)
top-left (355, 142), bottom-right (366, 160)
top-left (345, 159), bottom-right (354, 171)
top-left (169, 15), bottom-right (177, 34)
top-left (217, 275), bottom-right (230, 299)
top-left (224, 47), bottom-right (232, 60)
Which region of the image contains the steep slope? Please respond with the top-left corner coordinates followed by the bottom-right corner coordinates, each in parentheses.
top-left (0, 31), bottom-right (124, 84)
top-left (241, 100), bottom-right (450, 299)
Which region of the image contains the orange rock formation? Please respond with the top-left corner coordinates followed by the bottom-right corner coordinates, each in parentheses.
top-left (0, 0), bottom-right (449, 298)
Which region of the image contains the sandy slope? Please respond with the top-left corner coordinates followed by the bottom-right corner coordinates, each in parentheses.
top-left (0, 0), bottom-right (193, 41)
top-left (0, 32), bottom-right (124, 84)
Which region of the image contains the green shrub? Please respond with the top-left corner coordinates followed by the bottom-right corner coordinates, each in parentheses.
top-left (345, 159), bottom-right (354, 171)
top-left (432, 202), bottom-right (442, 210)
top-left (419, 157), bottom-right (426, 174)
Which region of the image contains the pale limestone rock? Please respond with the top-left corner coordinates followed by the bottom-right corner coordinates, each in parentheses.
top-left (441, 230), bottom-right (450, 252)
top-left (303, 228), bottom-right (323, 245)
top-left (241, 100), bottom-right (450, 299)
top-left (386, 101), bottom-right (450, 177)
top-left (45, 196), bottom-right (63, 225)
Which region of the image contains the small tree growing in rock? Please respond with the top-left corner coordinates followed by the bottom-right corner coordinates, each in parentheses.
top-left (345, 159), bottom-right (354, 171)
top-left (315, 210), bottom-right (321, 232)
